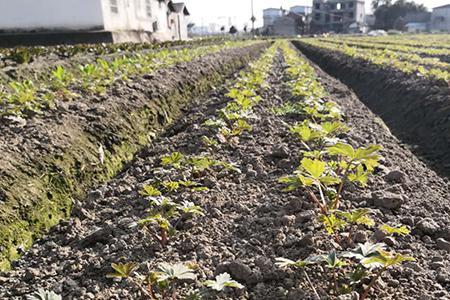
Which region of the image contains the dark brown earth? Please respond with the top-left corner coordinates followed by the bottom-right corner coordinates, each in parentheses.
top-left (1, 43), bottom-right (450, 300)
top-left (0, 43), bottom-right (268, 270)
top-left (293, 41), bottom-right (450, 178)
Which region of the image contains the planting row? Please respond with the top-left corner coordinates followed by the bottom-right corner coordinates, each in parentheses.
top-left (300, 38), bottom-right (450, 82)
top-left (100, 42), bottom-right (280, 299)
top-left (319, 37), bottom-right (450, 59)
top-left (274, 41), bottom-right (413, 299)
top-left (0, 37), bottom-right (231, 66)
top-left (0, 40), bottom-right (259, 117)
top-left (336, 34), bottom-right (450, 50)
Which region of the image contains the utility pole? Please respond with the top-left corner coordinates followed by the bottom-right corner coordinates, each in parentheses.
top-left (250, 0), bottom-right (256, 32)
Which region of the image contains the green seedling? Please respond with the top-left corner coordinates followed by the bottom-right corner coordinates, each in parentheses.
top-left (359, 250), bottom-right (414, 300)
top-left (148, 263), bottom-right (197, 299)
top-left (275, 257), bottom-right (320, 299)
top-left (204, 272), bottom-right (244, 291)
top-left (26, 289), bottom-right (62, 300)
top-left (379, 224), bottom-right (410, 236)
top-left (106, 262), bottom-right (139, 279)
top-left (139, 196), bottom-right (203, 247)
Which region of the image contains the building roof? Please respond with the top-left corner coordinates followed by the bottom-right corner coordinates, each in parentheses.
top-left (433, 4), bottom-right (450, 9)
top-left (169, 2), bottom-right (190, 15)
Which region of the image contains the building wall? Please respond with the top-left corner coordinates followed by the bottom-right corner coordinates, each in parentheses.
top-left (173, 13), bottom-right (189, 40)
top-left (0, 0), bottom-right (105, 32)
top-left (431, 7), bottom-right (450, 32)
top-left (263, 8), bottom-right (282, 27)
top-left (312, 0), bottom-right (365, 33)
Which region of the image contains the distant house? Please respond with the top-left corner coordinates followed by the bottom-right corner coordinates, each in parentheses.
top-left (431, 4), bottom-right (450, 32)
top-left (263, 6), bottom-right (311, 35)
top-left (0, 0), bottom-right (190, 46)
top-left (311, 0), bottom-right (366, 33)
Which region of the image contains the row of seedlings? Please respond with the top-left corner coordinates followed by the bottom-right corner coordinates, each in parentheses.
top-left (275, 41), bottom-right (414, 300)
top-left (0, 40), bottom-right (260, 116)
top-left (103, 43), bottom-right (280, 299)
top-left (299, 39), bottom-right (449, 82)
top-left (202, 42), bottom-right (279, 147)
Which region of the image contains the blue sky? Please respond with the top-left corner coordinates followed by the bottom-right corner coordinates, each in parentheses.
top-left (183, 0), bottom-right (448, 29)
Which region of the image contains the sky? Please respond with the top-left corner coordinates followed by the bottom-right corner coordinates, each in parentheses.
top-left (183, 0), bottom-right (449, 29)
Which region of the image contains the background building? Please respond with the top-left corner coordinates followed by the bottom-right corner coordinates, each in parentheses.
top-left (0, 0), bottom-right (190, 46)
top-left (262, 6), bottom-right (311, 36)
top-left (431, 4), bottom-right (450, 32)
top-left (311, 0), bottom-right (366, 33)
top-left (263, 8), bottom-right (283, 28)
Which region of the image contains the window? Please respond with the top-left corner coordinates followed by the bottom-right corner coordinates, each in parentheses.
top-left (336, 3), bottom-right (342, 10)
top-left (349, 2), bottom-right (354, 8)
top-left (349, 12), bottom-right (354, 19)
top-left (110, 0), bottom-right (119, 13)
top-left (315, 13), bottom-right (321, 21)
top-left (145, 0), bottom-right (151, 17)
top-left (152, 21), bottom-right (159, 32)
top-left (325, 14), bottom-right (330, 23)
top-left (315, 3), bottom-right (320, 9)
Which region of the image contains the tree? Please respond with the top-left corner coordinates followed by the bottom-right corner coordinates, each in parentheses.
top-left (374, 0), bottom-right (427, 30)
top-left (229, 26), bottom-right (238, 34)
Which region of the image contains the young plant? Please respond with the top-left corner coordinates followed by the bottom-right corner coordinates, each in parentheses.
top-left (26, 289), bottom-right (62, 300)
top-left (147, 263), bottom-right (197, 299)
top-left (138, 194), bottom-right (203, 247)
top-left (204, 273), bottom-right (244, 291)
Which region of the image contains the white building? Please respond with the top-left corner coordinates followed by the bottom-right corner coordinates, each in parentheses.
top-left (0, 0), bottom-right (190, 45)
top-left (431, 4), bottom-right (450, 32)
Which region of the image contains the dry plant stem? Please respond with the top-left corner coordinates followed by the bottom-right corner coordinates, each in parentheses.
top-left (306, 187), bottom-right (328, 215)
top-left (333, 162), bottom-right (352, 210)
top-left (332, 269), bottom-right (338, 295)
top-left (360, 267), bottom-right (386, 300)
top-left (303, 269), bottom-right (321, 300)
top-left (132, 279), bottom-right (154, 300)
top-left (301, 140), bottom-right (312, 151)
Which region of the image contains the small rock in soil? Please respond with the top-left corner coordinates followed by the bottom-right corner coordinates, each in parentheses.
top-left (436, 238), bottom-right (450, 252)
top-left (416, 218), bottom-right (440, 236)
top-left (384, 170), bottom-right (408, 184)
top-left (372, 191), bottom-right (404, 210)
top-left (270, 145), bottom-right (289, 159)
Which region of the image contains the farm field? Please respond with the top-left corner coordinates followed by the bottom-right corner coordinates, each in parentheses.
top-left (0, 36), bottom-right (450, 300)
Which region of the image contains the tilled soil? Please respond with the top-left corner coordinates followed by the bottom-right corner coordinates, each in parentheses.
top-left (0, 43), bottom-right (267, 270)
top-left (1, 44), bottom-right (450, 300)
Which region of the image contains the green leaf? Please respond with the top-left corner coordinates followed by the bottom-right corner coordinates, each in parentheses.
top-left (161, 152), bottom-right (185, 169)
top-left (278, 175), bottom-right (302, 191)
top-left (361, 250), bottom-right (414, 269)
top-left (275, 257), bottom-right (315, 268)
top-left (26, 289), bottom-right (62, 300)
top-left (347, 165), bottom-right (370, 187)
top-left (155, 263), bottom-right (197, 282)
top-left (301, 158), bottom-right (326, 179)
top-left (140, 185), bottom-right (162, 197)
top-left (379, 224), bottom-right (410, 236)
top-left (342, 242), bottom-right (386, 260)
top-left (106, 262), bottom-right (138, 279)
top-left (335, 208), bottom-right (375, 227)
top-left (204, 273), bottom-right (244, 291)
top-left (180, 201), bottom-right (204, 216)
top-left (327, 143), bottom-right (355, 158)
top-left (320, 213), bottom-right (347, 235)
top-left (322, 251), bottom-right (346, 268)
